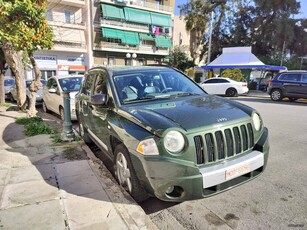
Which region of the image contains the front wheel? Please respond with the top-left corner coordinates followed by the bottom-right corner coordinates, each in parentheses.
top-left (114, 144), bottom-right (148, 202)
top-left (270, 89), bottom-right (283, 101)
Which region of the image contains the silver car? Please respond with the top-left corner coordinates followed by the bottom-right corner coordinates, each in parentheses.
top-left (4, 78), bottom-right (15, 100)
top-left (9, 79), bottom-right (46, 107)
top-left (42, 75), bottom-right (83, 120)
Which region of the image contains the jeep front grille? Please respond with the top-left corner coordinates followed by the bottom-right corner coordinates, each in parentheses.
top-left (194, 123), bottom-right (254, 164)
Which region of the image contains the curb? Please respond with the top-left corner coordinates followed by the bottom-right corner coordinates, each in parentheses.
top-left (81, 144), bottom-right (158, 230)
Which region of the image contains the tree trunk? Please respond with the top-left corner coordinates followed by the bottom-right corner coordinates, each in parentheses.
top-left (2, 42), bottom-right (26, 110)
top-left (27, 54), bottom-right (42, 117)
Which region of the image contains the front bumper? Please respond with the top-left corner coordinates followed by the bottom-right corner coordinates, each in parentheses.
top-left (137, 127), bottom-right (269, 202)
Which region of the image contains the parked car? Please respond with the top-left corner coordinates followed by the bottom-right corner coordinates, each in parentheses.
top-left (200, 77), bottom-right (249, 97)
top-left (9, 79), bottom-right (46, 108)
top-left (267, 71), bottom-right (307, 101)
top-left (42, 75), bottom-right (83, 120)
top-left (76, 66), bottom-right (269, 202)
top-left (4, 78), bottom-right (15, 100)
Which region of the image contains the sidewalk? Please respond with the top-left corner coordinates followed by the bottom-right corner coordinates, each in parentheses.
top-left (0, 106), bottom-right (157, 230)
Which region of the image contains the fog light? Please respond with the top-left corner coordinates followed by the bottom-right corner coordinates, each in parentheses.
top-left (165, 186), bottom-right (174, 194)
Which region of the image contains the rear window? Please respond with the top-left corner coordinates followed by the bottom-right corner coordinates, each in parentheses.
top-left (278, 74), bottom-right (300, 82)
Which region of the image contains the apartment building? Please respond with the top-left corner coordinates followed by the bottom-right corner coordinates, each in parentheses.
top-left (92, 0), bottom-right (174, 66)
top-left (34, 0), bottom-right (89, 80)
top-left (173, 15), bottom-right (190, 59)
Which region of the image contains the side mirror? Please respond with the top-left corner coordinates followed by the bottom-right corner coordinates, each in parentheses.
top-left (90, 93), bottom-right (107, 107)
top-left (48, 88), bottom-right (57, 93)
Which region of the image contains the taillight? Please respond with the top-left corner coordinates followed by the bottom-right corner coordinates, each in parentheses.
top-left (242, 83), bottom-right (247, 87)
top-left (268, 80), bottom-right (272, 86)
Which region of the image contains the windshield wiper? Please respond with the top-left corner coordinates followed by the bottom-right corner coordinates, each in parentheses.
top-left (169, 92), bottom-right (201, 98)
top-left (123, 95), bottom-right (158, 103)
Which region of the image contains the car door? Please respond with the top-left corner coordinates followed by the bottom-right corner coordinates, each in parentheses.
top-left (44, 78), bottom-right (61, 113)
top-left (201, 79), bottom-right (219, 94)
top-left (299, 73), bottom-right (307, 97)
top-left (279, 73), bottom-right (301, 95)
top-left (87, 69), bottom-right (113, 157)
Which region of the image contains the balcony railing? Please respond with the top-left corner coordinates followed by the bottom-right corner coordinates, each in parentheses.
top-left (48, 0), bottom-right (85, 7)
top-left (94, 41), bottom-right (169, 55)
top-left (99, 19), bottom-right (149, 31)
top-left (98, 0), bottom-right (173, 14)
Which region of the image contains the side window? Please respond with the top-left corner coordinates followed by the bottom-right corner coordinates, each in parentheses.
top-left (47, 79), bottom-right (57, 90)
top-left (217, 79), bottom-right (229, 83)
top-left (302, 74), bottom-right (307, 83)
top-left (206, 79), bottom-right (219, 83)
top-left (279, 74), bottom-right (300, 81)
top-left (93, 71), bottom-right (108, 95)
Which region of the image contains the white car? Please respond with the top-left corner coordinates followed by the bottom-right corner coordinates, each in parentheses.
top-left (42, 75), bottom-right (83, 120)
top-left (200, 77), bottom-right (249, 97)
top-left (9, 79), bottom-right (46, 107)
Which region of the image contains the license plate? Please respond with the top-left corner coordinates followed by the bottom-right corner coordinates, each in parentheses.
top-left (225, 164), bottom-right (251, 180)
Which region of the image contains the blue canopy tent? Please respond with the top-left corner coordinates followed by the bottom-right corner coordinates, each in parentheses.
top-left (200, 47), bottom-right (286, 90)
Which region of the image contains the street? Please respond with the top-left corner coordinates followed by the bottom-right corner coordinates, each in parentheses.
top-left (140, 97), bottom-right (307, 230)
top-left (38, 96), bottom-right (307, 230)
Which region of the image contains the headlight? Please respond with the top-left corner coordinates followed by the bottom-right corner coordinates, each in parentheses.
top-left (164, 130), bottom-right (185, 153)
top-left (137, 138), bottom-right (159, 155)
top-left (252, 112), bottom-right (262, 131)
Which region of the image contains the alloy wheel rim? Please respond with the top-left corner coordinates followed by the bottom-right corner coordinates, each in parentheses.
top-left (272, 91), bottom-right (280, 100)
top-left (116, 152), bottom-right (132, 192)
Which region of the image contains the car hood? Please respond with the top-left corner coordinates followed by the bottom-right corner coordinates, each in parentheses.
top-left (121, 95), bottom-right (253, 135)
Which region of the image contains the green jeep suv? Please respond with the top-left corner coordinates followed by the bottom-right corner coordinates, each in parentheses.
top-left (76, 66), bottom-right (269, 202)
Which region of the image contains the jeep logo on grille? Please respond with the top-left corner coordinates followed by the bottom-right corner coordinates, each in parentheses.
top-left (217, 117), bottom-right (227, 122)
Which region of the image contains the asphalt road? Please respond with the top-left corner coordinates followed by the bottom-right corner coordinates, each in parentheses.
top-left (37, 97), bottom-right (307, 230)
top-left (140, 97), bottom-right (307, 230)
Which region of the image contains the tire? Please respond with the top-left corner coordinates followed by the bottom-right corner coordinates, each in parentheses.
top-left (226, 88), bottom-right (238, 97)
top-left (114, 144), bottom-right (148, 202)
top-left (42, 101), bottom-right (49, 113)
top-left (78, 120), bottom-right (92, 144)
top-left (59, 106), bottom-right (65, 120)
top-left (270, 89), bottom-right (283, 101)
top-left (9, 93), bottom-right (14, 102)
top-left (25, 97), bottom-right (29, 109)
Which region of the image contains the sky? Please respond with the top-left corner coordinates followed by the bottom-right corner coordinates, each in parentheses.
top-left (174, 0), bottom-right (307, 18)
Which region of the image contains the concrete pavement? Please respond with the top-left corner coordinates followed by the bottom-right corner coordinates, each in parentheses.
top-left (0, 106), bottom-right (157, 230)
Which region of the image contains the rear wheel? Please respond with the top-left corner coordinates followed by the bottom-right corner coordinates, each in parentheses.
top-left (270, 89), bottom-right (283, 101)
top-left (226, 88), bottom-right (238, 97)
top-left (114, 144), bottom-right (148, 202)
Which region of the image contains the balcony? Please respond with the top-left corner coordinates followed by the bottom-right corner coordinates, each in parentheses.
top-left (52, 41), bottom-right (87, 53)
top-left (98, 0), bottom-right (173, 14)
top-left (93, 41), bottom-right (169, 56)
top-left (48, 0), bottom-right (85, 7)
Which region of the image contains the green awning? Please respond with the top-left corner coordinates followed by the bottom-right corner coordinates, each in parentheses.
top-left (101, 4), bottom-right (124, 20)
top-left (150, 12), bottom-right (172, 27)
top-left (155, 36), bottom-right (172, 48)
top-left (102, 28), bottom-right (124, 39)
top-left (139, 33), bottom-right (155, 41)
top-left (124, 7), bottom-right (151, 24)
top-left (102, 28), bottom-right (139, 45)
top-left (122, 31), bottom-right (140, 45)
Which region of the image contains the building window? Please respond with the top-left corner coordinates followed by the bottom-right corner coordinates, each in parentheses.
top-left (41, 70), bottom-right (56, 81)
top-left (108, 57), bottom-right (115, 66)
top-left (64, 10), bottom-right (75, 24)
top-left (46, 9), bottom-right (53, 21)
top-left (138, 59), bottom-right (145, 66)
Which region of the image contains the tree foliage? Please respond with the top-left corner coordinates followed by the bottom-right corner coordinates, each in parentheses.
top-left (168, 46), bottom-right (195, 71)
top-left (0, 0), bottom-right (53, 115)
top-left (178, 0), bottom-right (306, 69)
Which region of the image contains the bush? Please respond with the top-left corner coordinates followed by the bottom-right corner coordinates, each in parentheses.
top-left (16, 116), bottom-right (54, 136)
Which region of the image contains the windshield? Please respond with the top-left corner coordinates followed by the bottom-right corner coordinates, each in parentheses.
top-left (113, 69), bottom-right (205, 104)
top-left (58, 77), bottom-right (83, 92)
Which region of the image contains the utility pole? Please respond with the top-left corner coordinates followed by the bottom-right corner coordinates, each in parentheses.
top-left (207, 10), bottom-right (214, 64)
top-left (280, 41), bottom-right (285, 66)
